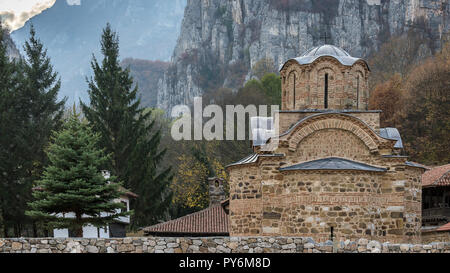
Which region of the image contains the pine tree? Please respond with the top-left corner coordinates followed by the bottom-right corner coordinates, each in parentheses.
top-left (81, 24), bottom-right (172, 229)
top-left (26, 113), bottom-right (129, 237)
top-left (0, 24), bottom-right (31, 237)
top-left (0, 25), bottom-right (67, 237)
top-left (22, 25), bottom-right (66, 181)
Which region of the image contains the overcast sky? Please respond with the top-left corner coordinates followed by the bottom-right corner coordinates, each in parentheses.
top-left (0, 0), bottom-right (80, 31)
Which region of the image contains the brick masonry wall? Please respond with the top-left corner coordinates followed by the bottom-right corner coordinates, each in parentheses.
top-left (228, 112), bottom-right (423, 243)
top-left (278, 112), bottom-right (380, 134)
top-left (0, 237), bottom-right (449, 253)
top-left (280, 59), bottom-right (369, 111)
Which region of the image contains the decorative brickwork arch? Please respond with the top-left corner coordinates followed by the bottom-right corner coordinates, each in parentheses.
top-left (281, 113), bottom-right (386, 153)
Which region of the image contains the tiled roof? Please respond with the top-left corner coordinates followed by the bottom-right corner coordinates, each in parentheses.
top-left (143, 205), bottom-right (229, 236)
top-left (279, 157), bottom-right (387, 172)
top-left (437, 223), bottom-right (450, 232)
top-left (422, 164), bottom-right (450, 188)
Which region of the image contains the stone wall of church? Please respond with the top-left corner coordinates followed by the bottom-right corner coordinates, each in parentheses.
top-left (403, 167), bottom-right (423, 240)
top-left (280, 59), bottom-right (369, 111)
top-left (260, 171), bottom-right (386, 242)
top-left (229, 165), bottom-right (263, 235)
top-left (229, 162), bottom-right (423, 243)
top-left (228, 119), bottom-right (423, 243)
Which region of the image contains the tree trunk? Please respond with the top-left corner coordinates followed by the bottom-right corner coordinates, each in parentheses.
top-left (0, 201), bottom-right (5, 238)
top-left (0, 218), bottom-right (5, 238)
top-left (32, 222), bottom-right (38, 238)
top-left (75, 213), bottom-right (83, 238)
top-left (14, 224), bottom-right (19, 238)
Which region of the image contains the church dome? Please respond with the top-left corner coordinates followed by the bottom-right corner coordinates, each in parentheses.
top-left (281, 44), bottom-right (369, 70)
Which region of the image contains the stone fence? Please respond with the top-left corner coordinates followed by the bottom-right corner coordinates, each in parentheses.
top-left (0, 237), bottom-right (449, 253)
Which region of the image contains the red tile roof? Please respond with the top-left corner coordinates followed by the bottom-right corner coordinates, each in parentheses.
top-left (143, 205), bottom-right (229, 236)
top-left (436, 223), bottom-right (450, 232)
top-left (422, 164), bottom-right (450, 188)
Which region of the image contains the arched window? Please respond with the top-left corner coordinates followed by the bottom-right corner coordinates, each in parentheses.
top-left (293, 73), bottom-right (296, 109)
top-left (287, 72), bottom-right (297, 109)
top-left (356, 75), bottom-right (360, 109)
top-left (324, 73), bottom-right (329, 109)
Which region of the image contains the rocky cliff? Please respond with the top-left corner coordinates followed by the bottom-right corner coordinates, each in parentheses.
top-left (3, 31), bottom-right (20, 60)
top-left (157, 0), bottom-right (450, 111)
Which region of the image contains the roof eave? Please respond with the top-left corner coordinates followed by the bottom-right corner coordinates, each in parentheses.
top-left (280, 55), bottom-right (370, 72)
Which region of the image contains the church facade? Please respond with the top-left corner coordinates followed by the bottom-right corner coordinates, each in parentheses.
top-left (226, 45), bottom-right (426, 243)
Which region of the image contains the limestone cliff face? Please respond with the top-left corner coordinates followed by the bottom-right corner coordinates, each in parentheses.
top-left (3, 31), bottom-right (20, 60)
top-left (157, 0), bottom-right (450, 111)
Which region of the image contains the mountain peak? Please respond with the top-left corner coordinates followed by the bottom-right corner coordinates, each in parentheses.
top-left (11, 0), bottom-right (186, 104)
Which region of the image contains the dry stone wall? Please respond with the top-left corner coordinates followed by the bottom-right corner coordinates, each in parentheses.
top-left (423, 231), bottom-right (450, 244)
top-left (0, 237), bottom-right (449, 253)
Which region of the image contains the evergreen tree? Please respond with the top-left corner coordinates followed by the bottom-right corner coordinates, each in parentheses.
top-left (26, 113), bottom-right (129, 237)
top-left (22, 25), bottom-right (66, 182)
top-left (261, 73), bottom-right (282, 107)
top-left (0, 24), bottom-right (36, 237)
top-left (0, 25), bottom-right (67, 237)
top-left (81, 24), bottom-right (172, 229)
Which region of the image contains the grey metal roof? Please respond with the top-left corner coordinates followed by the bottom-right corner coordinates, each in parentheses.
top-left (405, 161), bottom-right (429, 170)
top-left (379, 128), bottom-right (404, 149)
top-left (229, 154), bottom-right (259, 166)
top-left (279, 157), bottom-right (387, 172)
top-left (280, 45), bottom-right (369, 71)
top-left (227, 154), bottom-right (284, 168)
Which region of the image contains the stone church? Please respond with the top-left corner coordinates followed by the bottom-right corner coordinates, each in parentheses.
top-left (226, 45), bottom-right (426, 243)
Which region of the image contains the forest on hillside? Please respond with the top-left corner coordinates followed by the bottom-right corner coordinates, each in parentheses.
top-left (121, 58), bottom-right (169, 108)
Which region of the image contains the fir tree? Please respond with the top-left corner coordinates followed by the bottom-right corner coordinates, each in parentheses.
top-left (26, 113), bottom-right (129, 237)
top-left (0, 24), bottom-right (31, 237)
top-left (22, 25), bottom-right (66, 181)
top-left (0, 25), bottom-right (66, 237)
top-left (81, 24), bottom-right (172, 229)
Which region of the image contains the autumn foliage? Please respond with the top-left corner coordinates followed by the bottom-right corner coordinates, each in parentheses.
top-left (369, 73), bottom-right (404, 128)
top-left (370, 42), bottom-right (450, 165)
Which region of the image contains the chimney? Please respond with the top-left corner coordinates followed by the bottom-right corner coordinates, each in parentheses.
top-left (208, 177), bottom-right (226, 207)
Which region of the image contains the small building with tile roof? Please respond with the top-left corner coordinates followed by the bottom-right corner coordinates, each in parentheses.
top-left (422, 164), bottom-right (450, 229)
top-left (226, 44), bottom-right (426, 244)
top-left (143, 201), bottom-right (230, 237)
top-left (143, 178), bottom-right (230, 237)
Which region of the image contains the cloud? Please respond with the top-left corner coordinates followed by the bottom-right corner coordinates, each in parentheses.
top-left (0, 0), bottom-right (56, 31)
